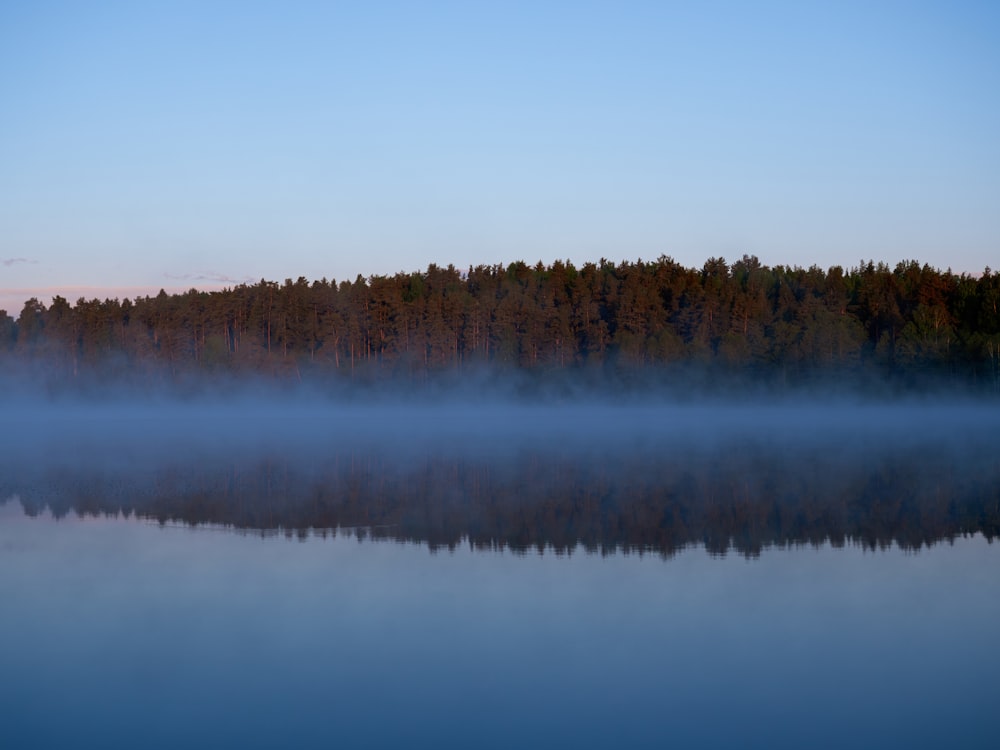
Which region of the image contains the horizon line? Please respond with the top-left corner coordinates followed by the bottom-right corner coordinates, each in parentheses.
top-left (1, 259), bottom-right (990, 316)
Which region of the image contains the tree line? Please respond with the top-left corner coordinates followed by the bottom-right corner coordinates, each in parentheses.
top-left (3, 256), bottom-right (999, 388)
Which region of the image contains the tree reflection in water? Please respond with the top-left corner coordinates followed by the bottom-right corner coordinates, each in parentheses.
top-left (7, 434), bottom-right (998, 558)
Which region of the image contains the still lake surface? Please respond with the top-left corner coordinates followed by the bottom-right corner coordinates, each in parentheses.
top-left (2, 399), bottom-right (998, 748)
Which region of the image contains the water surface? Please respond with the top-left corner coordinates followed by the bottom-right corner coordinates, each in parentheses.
top-left (2, 399), bottom-right (998, 748)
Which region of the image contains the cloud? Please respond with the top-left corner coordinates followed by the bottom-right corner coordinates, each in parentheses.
top-left (2, 257), bottom-right (37, 267)
top-left (163, 271), bottom-right (253, 285)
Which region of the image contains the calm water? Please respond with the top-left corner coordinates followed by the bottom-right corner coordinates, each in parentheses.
top-left (1, 400), bottom-right (998, 748)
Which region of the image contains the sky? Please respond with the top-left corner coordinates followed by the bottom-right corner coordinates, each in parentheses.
top-left (2, 0), bottom-right (999, 315)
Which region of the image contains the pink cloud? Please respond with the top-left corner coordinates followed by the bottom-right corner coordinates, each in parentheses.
top-left (163, 271), bottom-right (254, 284)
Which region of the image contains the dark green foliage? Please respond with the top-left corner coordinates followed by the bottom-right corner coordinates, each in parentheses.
top-left (0, 309), bottom-right (16, 354)
top-left (8, 256), bottom-right (1000, 390)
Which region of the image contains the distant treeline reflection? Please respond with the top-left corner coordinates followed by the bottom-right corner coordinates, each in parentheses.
top-left (9, 443), bottom-right (999, 558)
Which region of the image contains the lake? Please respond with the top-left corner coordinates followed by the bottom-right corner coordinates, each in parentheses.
top-left (1, 398), bottom-right (997, 748)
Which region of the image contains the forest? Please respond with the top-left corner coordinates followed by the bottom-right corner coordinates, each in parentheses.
top-left (3, 256), bottom-right (999, 390)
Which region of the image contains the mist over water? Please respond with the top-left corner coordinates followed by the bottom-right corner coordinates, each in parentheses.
top-left (2, 377), bottom-right (999, 749)
top-left (3, 382), bottom-right (997, 557)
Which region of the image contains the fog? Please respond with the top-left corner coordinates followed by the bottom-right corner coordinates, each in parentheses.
top-left (3, 375), bottom-right (998, 557)
top-left (3, 390), bottom-right (994, 467)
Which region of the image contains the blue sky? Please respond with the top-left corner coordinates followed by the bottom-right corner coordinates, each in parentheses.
top-left (1, 0), bottom-right (998, 313)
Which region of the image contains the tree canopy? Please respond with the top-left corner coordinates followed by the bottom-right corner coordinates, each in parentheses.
top-left (3, 257), bottom-right (999, 391)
